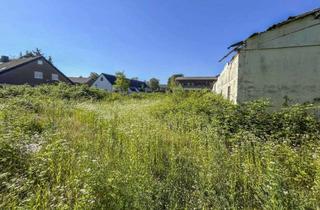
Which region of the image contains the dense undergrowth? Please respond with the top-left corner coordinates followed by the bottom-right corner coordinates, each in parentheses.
top-left (1, 84), bottom-right (320, 209)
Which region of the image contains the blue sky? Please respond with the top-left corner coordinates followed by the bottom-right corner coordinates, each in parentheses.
top-left (0, 0), bottom-right (319, 83)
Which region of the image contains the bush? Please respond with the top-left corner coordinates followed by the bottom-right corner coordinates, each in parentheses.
top-left (0, 83), bottom-right (109, 101)
top-left (1, 86), bottom-right (320, 209)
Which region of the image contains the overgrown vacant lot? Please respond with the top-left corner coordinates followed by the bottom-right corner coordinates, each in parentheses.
top-left (1, 84), bottom-right (320, 209)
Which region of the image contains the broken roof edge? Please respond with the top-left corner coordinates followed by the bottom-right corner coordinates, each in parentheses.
top-left (265, 8), bottom-right (320, 32)
top-left (231, 8), bottom-right (320, 47)
top-left (220, 8), bottom-right (320, 63)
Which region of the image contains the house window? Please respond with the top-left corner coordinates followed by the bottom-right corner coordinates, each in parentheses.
top-left (227, 86), bottom-right (231, 100)
top-left (100, 77), bottom-right (103, 81)
top-left (37, 60), bottom-right (43, 65)
top-left (52, 74), bottom-right (59, 81)
top-left (34, 71), bottom-right (43, 79)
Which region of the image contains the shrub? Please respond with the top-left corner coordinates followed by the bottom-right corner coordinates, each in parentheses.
top-left (1, 85), bottom-right (320, 209)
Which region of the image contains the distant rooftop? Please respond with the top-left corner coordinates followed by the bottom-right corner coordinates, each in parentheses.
top-left (101, 73), bottom-right (148, 88)
top-left (175, 76), bottom-right (218, 81)
top-left (69, 76), bottom-right (94, 85)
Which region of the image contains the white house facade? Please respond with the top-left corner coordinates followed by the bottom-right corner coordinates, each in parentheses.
top-left (91, 74), bottom-right (114, 92)
top-left (91, 73), bottom-right (148, 93)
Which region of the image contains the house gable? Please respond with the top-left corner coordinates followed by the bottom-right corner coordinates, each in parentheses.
top-left (91, 73), bottom-right (148, 92)
top-left (0, 56), bottom-right (73, 85)
top-left (91, 74), bottom-right (113, 91)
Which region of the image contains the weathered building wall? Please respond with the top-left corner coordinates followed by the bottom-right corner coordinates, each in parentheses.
top-left (214, 14), bottom-right (320, 106)
top-left (237, 15), bottom-right (320, 106)
top-left (212, 54), bottom-right (239, 103)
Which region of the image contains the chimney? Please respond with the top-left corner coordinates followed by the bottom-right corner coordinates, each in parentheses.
top-left (0, 56), bottom-right (9, 63)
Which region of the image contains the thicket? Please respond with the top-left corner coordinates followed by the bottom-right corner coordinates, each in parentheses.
top-left (0, 85), bottom-right (320, 209)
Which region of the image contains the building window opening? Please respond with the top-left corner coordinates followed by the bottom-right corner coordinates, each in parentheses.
top-left (34, 71), bottom-right (43, 79)
top-left (52, 74), bottom-right (59, 81)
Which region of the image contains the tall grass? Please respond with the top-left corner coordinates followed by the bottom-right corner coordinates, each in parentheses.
top-left (0, 85), bottom-right (320, 209)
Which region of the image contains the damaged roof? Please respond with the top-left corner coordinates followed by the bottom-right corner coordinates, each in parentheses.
top-left (265, 8), bottom-right (320, 32)
top-left (220, 8), bottom-right (320, 62)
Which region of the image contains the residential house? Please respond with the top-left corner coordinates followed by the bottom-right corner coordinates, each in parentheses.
top-left (69, 76), bottom-right (95, 86)
top-left (213, 8), bottom-right (320, 106)
top-left (91, 73), bottom-right (116, 92)
top-left (0, 55), bottom-right (73, 85)
top-left (129, 79), bottom-right (148, 92)
top-left (91, 73), bottom-right (148, 92)
top-left (175, 76), bottom-right (217, 90)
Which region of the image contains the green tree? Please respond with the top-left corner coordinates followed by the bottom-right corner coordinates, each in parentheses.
top-left (32, 48), bottom-right (43, 56)
top-left (48, 56), bottom-right (53, 64)
top-left (167, 74), bottom-right (184, 90)
top-left (148, 78), bottom-right (160, 91)
top-left (21, 49), bottom-right (53, 62)
top-left (114, 72), bottom-right (130, 92)
top-left (23, 50), bottom-right (34, 58)
top-left (89, 72), bottom-right (99, 80)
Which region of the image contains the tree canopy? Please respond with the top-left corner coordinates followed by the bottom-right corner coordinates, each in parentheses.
top-left (167, 74), bottom-right (184, 90)
top-left (19, 48), bottom-right (53, 63)
top-left (114, 72), bottom-right (130, 92)
top-left (148, 78), bottom-right (160, 91)
top-left (89, 72), bottom-right (99, 80)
